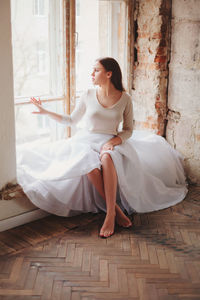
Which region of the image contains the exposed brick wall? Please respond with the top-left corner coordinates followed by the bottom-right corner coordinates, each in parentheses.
top-left (132, 0), bottom-right (172, 136)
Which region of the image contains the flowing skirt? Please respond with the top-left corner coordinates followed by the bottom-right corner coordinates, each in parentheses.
top-left (17, 130), bottom-right (188, 216)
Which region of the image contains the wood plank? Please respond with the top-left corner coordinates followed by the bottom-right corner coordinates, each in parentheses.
top-left (0, 185), bottom-right (199, 299)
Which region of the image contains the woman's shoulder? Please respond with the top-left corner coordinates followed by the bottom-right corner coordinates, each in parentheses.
top-left (78, 89), bottom-right (95, 105)
top-left (122, 91), bottom-right (132, 105)
top-left (81, 88), bottom-right (96, 99)
top-left (87, 88), bottom-right (96, 97)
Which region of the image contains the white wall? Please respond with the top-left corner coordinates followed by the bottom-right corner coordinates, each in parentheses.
top-left (0, 0), bottom-right (16, 189)
top-left (166, 0), bottom-right (200, 184)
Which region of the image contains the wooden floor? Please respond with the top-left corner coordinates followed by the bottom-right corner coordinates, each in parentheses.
top-left (0, 186), bottom-right (200, 300)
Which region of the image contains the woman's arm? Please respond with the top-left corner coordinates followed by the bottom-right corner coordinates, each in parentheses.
top-left (30, 98), bottom-right (64, 123)
top-left (100, 97), bottom-right (134, 155)
top-left (117, 97), bottom-right (134, 143)
top-left (30, 95), bottom-right (86, 126)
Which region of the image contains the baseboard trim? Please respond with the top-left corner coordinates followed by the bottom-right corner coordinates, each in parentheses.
top-left (0, 209), bottom-right (49, 232)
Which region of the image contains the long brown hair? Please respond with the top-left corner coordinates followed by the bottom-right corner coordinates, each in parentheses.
top-left (97, 57), bottom-right (125, 91)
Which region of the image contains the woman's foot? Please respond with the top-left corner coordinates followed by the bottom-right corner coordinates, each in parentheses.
top-left (99, 213), bottom-right (116, 238)
top-left (115, 208), bottom-right (132, 228)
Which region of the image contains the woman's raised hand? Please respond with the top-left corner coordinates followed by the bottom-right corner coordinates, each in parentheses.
top-left (30, 97), bottom-right (64, 122)
top-left (30, 97), bottom-right (47, 114)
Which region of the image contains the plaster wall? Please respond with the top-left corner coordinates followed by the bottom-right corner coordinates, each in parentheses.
top-left (0, 1), bottom-right (37, 222)
top-left (166, 0), bottom-right (200, 184)
top-left (0, 1), bottom-right (16, 189)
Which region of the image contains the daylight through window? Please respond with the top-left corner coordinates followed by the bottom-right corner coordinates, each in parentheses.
top-left (11, 0), bottom-right (65, 145)
top-left (11, 0), bottom-right (132, 145)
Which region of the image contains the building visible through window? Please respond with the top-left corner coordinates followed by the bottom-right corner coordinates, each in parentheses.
top-left (11, 0), bottom-right (65, 145)
top-left (33, 0), bottom-right (45, 16)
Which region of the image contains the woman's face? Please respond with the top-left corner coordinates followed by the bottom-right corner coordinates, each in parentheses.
top-left (91, 61), bottom-right (111, 86)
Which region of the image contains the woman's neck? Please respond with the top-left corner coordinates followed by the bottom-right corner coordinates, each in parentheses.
top-left (98, 83), bottom-right (118, 97)
top-left (96, 83), bottom-right (122, 107)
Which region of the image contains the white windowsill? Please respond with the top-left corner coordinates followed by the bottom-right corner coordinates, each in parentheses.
top-left (0, 209), bottom-right (49, 232)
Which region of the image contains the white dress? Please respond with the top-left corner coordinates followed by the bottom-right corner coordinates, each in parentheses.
top-left (17, 89), bottom-right (188, 216)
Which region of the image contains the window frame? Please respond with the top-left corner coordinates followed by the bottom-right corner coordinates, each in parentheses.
top-left (13, 0), bottom-right (70, 105)
top-left (12, 0), bottom-right (73, 142)
top-left (74, 0), bottom-right (134, 97)
top-left (13, 0), bottom-right (134, 138)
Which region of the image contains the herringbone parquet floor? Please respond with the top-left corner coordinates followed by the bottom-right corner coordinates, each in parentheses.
top-left (0, 185), bottom-right (200, 300)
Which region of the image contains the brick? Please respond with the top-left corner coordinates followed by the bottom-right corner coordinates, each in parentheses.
top-left (152, 32), bottom-right (162, 39)
top-left (147, 116), bottom-right (155, 122)
top-left (138, 32), bottom-right (150, 39)
top-left (156, 47), bottom-right (166, 55)
top-left (196, 135), bottom-right (200, 142)
top-left (154, 55), bottom-right (167, 63)
top-left (159, 39), bottom-right (167, 47)
top-left (138, 62), bottom-right (160, 70)
top-left (133, 0), bottom-right (171, 138)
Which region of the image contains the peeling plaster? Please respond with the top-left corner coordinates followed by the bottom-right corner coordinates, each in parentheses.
top-left (166, 0), bottom-right (200, 185)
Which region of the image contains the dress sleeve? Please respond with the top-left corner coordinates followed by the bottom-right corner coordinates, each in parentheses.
top-left (117, 97), bottom-right (134, 143)
top-left (60, 92), bottom-right (87, 126)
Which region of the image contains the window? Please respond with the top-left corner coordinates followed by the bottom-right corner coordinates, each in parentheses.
top-left (75, 0), bottom-right (133, 95)
top-left (11, 0), bottom-right (66, 145)
top-left (11, 0), bottom-right (133, 145)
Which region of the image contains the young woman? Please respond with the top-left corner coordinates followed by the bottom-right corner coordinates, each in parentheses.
top-left (17, 57), bottom-right (187, 238)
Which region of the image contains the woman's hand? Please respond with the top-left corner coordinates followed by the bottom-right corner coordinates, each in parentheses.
top-left (100, 136), bottom-right (122, 156)
top-left (30, 97), bottom-right (47, 114)
top-left (101, 142), bottom-right (114, 153)
top-left (30, 97), bottom-right (65, 123)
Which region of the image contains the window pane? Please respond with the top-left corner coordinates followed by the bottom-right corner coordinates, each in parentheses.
top-left (75, 0), bottom-right (128, 95)
top-left (15, 101), bottom-right (66, 145)
top-left (11, 0), bottom-right (64, 99)
top-left (99, 0), bottom-right (128, 81)
top-left (11, 0), bottom-right (66, 146)
top-left (75, 0), bottom-right (100, 95)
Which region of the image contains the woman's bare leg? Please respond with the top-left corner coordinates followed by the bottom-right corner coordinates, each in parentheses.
top-left (97, 153), bottom-right (116, 237)
top-left (87, 155), bottom-right (132, 237)
top-left (87, 168), bottom-right (132, 228)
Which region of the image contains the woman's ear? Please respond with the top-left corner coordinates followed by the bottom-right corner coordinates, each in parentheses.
top-left (106, 71), bottom-right (112, 79)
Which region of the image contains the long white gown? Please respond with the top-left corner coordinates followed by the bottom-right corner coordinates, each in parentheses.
top-left (17, 128), bottom-right (188, 217)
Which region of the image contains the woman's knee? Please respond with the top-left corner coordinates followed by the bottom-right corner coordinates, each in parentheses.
top-left (100, 153), bottom-right (112, 165)
top-left (87, 168), bottom-right (99, 178)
